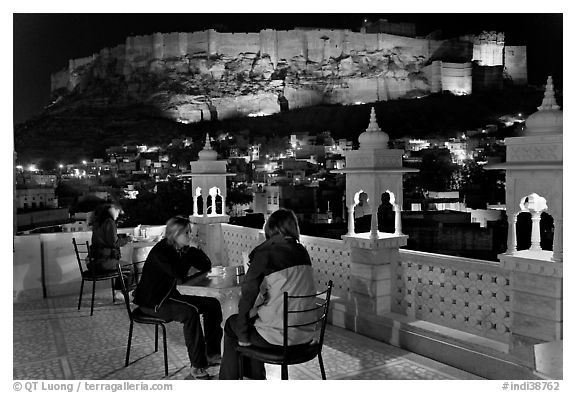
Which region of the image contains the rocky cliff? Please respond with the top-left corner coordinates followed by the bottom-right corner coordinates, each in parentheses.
top-left (51, 45), bottom-right (432, 125)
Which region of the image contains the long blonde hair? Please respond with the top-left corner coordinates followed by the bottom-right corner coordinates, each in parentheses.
top-left (164, 216), bottom-right (192, 248)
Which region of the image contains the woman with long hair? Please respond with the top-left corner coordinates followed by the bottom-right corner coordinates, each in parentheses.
top-left (132, 216), bottom-right (223, 380)
top-left (89, 203), bottom-right (134, 294)
top-left (219, 209), bottom-right (317, 379)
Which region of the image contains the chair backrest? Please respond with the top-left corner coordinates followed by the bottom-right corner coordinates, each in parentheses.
top-left (282, 280), bottom-right (333, 354)
top-left (116, 264), bottom-right (134, 322)
top-left (72, 238), bottom-right (91, 274)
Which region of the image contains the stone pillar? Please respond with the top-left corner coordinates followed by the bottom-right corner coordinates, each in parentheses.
top-left (552, 218), bottom-right (562, 262)
top-left (507, 215), bottom-right (517, 254)
top-left (394, 204), bottom-right (402, 235)
top-left (208, 188), bottom-right (218, 216)
top-left (370, 210), bottom-right (378, 239)
top-left (342, 235), bottom-right (408, 317)
top-left (347, 203), bottom-right (355, 235)
top-left (500, 254), bottom-right (563, 367)
top-left (207, 29), bottom-right (217, 56)
top-left (530, 211), bottom-right (542, 251)
top-left (192, 216), bottom-right (230, 266)
top-left (202, 191), bottom-right (207, 217)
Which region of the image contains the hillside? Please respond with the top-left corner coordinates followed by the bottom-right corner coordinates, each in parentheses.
top-left (14, 85), bottom-right (552, 164)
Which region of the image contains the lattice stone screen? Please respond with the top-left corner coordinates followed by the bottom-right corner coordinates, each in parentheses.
top-left (300, 235), bottom-right (351, 298)
top-left (221, 224), bottom-right (263, 267)
top-left (220, 224), bottom-right (351, 298)
top-left (395, 250), bottom-right (512, 342)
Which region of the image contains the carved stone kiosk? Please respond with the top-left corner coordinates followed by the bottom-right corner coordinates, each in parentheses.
top-left (336, 108), bottom-right (417, 317)
top-left (486, 76), bottom-right (563, 368)
top-left (187, 134), bottom-right (235, 264)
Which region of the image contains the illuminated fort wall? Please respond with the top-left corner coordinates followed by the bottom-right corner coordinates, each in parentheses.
top-left (50, 28), bottom-right (527, 108)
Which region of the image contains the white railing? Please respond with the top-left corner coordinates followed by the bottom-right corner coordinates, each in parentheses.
top-left (220, 224), bottom-right (351, 298)
top-left (300, 234), bottom-right (351, 298)
top-left (14, 222), bottom-right (512, 344)
top-left (13, 226), bottom-right (165, 299)
top-left (219, 224), bottom-right (511, 343)
top-left (220, 224), bottom-right (263, 267)
top-left (395, 249), bottom-right (511, 342)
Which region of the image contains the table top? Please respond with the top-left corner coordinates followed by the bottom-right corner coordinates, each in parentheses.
top-left (128, 238), bottom-right (161, 247)
top-left (180, 266), bottom-right (244, 290)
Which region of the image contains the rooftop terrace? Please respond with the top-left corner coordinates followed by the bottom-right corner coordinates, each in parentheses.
top-left (13, 289), bottom-right (482, 380)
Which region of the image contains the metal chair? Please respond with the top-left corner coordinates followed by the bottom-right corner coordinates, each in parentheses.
top-left (73, 238), bottom-right (121, 316)
top-left (237, 280), bottom-right (333, 380)
top-left (116, 264), bottom-right (171, 376)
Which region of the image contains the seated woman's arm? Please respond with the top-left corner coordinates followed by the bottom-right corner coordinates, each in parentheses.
top-left (236, 250), bottom-right (267, 344)
top-left (148, 248), bottom-right (190, 280)
top-left (184, 247), bottom-right (212, 276)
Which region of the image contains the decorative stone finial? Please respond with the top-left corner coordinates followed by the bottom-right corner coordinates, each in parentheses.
top-left (358, 107), bottom-right (390, 149)
top-left (538, 76), bottom-right (560, 111)
top-left (524, 76), bottom-right (562, 135)
top-left (198, 133), bottom-right (218, 161)
top-left (204, 133), bottom-right (211, 149)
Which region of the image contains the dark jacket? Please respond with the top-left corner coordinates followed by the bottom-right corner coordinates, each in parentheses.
top-left (132, 239), bottom-right (212, 311)
top-left (90, 217), bottom-right (129, 271)
top-left (237, 234), bottom-right (316, 346)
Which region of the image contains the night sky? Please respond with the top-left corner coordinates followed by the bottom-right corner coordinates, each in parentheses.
top-left (13, 13), bottom-right (563, 125)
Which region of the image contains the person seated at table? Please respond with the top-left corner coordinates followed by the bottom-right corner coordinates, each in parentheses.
top-left (218, 209), bottom-right (317, 380)
top-left (89, 202), bottom-right (134, 297)
top-left (132, 216), bottom-right (223, 380)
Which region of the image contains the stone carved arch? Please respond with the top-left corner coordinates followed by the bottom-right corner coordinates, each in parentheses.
top-left (514, 193), bottom-right (554, 253)
top-left (377, 189), bottom-right (396, 233)
top-left (207, 186), bottom-right (223, 215)
top-left (193, 187), bottom-right (203, 216)
top-left (352, 189), bottom-right (371, 233)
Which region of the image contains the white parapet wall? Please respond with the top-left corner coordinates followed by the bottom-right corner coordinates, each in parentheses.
top-left (13, 226), bottom-right (165, 300)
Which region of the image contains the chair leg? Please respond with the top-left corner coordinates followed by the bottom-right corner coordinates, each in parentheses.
top-left (155, 325), bottom-right (159, 352)
top-left (125, 321), bottom-right (134, 367)
top-left (318, 353), bottom-right (326, 380)
top-left (238, 354), bottom-right (244, 380)
top-left (90, 280), bottom-right (96, 316)
top-left (111, 278), bottom-right (116, 304)
top-left (281, 364), bottom-right (288, 380)
top-left (77, 279), bottom-right (85, 310)
top-left (161, 324), bottom-right (168, 376)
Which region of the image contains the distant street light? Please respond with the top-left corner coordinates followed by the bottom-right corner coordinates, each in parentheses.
top-left (82, 160), bottom-right (87, 165)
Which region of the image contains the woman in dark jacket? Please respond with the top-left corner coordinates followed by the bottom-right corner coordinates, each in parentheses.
top-left (132, 216), bottom-right (223, 380)
top-left (218, 209), bottom-right (317, 380)
top-left (90, 203), bottom-right (133, 292)
top-left (90, 203), bottom-right (130, 270)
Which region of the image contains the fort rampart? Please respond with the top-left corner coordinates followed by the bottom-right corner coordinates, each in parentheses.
top-left (51, 28), bottom-right (481, 91)
top-left (49, 28), bottom-right (526, 123)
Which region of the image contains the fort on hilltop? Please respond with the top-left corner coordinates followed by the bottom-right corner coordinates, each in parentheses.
top-left (50, 28), bottom-right (527, 124)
